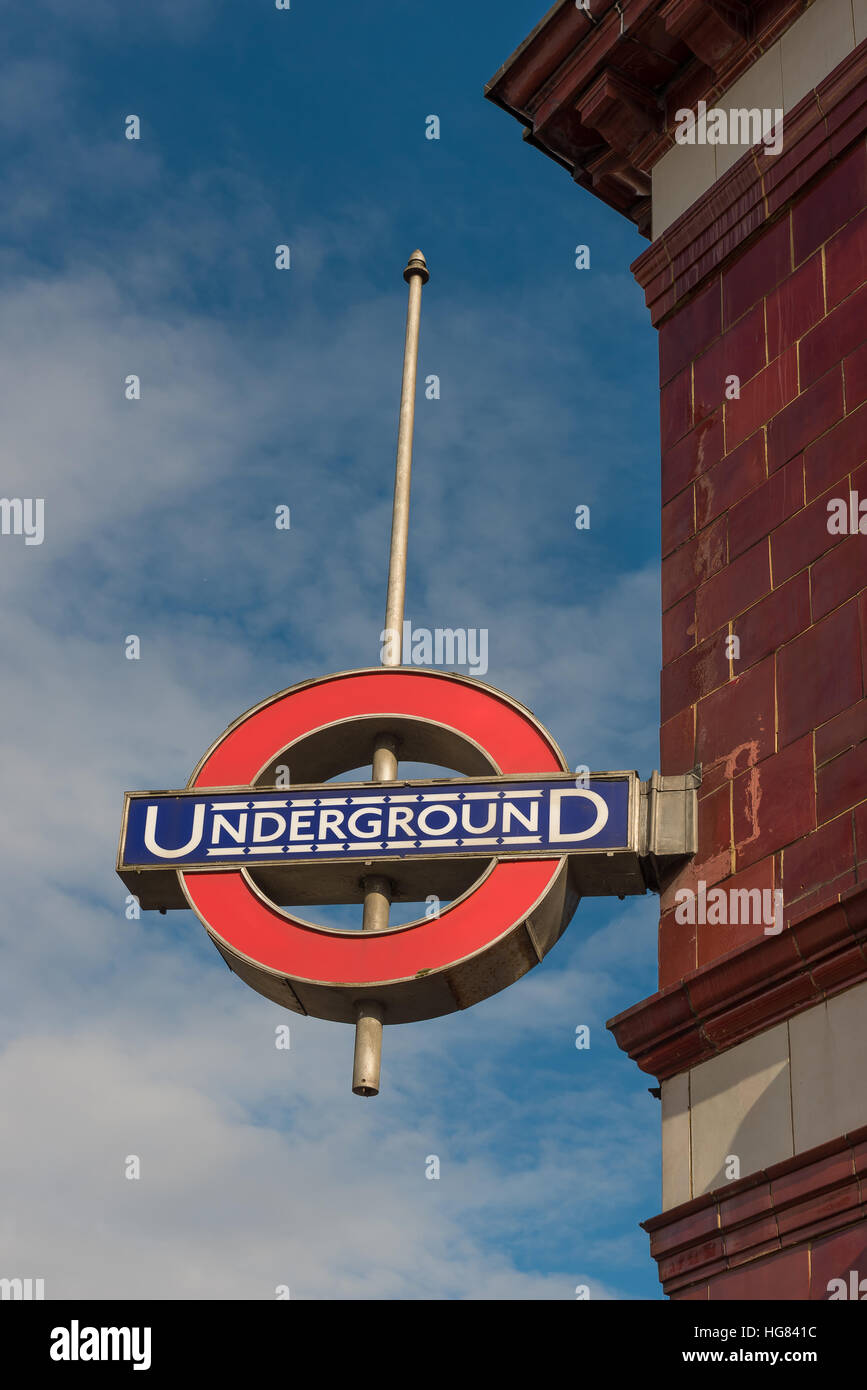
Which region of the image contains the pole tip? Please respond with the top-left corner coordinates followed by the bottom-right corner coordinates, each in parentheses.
top-left (403, 250), bottom-right (429, 284)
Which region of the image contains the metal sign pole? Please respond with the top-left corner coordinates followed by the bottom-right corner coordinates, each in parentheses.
top-left (351, 250), bottom-right (429, 1097)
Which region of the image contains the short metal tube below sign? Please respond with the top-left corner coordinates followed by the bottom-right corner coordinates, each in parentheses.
top-left (352, 1001), bottom-right (385, 1097)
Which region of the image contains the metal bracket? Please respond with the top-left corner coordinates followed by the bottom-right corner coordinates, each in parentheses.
top-left (638, 766), bottom-right (701, 890)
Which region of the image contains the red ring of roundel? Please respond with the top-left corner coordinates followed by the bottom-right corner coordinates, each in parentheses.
top-left (181, 669), bottom-right (565, 986)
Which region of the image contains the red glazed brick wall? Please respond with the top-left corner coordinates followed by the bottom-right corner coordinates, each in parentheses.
top-left (658, 136), bottom-right (867, 989)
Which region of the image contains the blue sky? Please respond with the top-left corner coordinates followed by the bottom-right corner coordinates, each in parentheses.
top-left (0, 0), bottom-right (667, 1298)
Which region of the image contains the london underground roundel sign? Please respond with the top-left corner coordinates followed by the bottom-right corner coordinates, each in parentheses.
top-left (184, 667), bottom-right (578, 1025)
top-left (119, 667), bottom-right (693, 1031)
top-left (119, 667), bottom-right (655, 1026)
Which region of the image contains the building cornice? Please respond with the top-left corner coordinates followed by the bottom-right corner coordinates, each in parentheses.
top-left (632, 41), bottom-right (867, 322)
top-left (643, 1123), bottom-right (867, 1296)
top-left (485, 0), bottom-right (814, 236)
top-left (606, 883), bottom-right (867, 1080)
